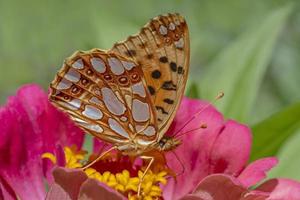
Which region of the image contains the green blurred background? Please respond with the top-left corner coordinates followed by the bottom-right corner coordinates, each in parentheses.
top-left (0, 0), bottom-right (300, 180)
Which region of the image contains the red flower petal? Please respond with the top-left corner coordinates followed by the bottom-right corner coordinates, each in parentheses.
top-left (256, 178), bottom-right (300, 200)
top-left (46, 167), bottom-right (125, 200)
top-left (193, 174), bottom-right (248, 200)
top-left (78, 179), bottom-right (125, 200)
top-left (238, 157), bottom-right (278, 187)
top-left (46, 167), bottom-right (87, 200)
top-left (192, 174), bottom-right (269, 200)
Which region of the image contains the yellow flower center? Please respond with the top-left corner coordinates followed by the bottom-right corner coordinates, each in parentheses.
top-left (42, 146), bottom-right (168, 200)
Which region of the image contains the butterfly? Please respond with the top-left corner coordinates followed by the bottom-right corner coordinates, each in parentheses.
top-left (49, 13), bottom-right (189, 170)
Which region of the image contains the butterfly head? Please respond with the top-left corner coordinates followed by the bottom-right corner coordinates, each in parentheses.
top-left (156, 136), bottom-right (181, 152)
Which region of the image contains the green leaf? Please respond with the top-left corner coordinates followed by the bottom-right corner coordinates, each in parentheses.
top-left (185, 80), bottom-right (200, 98)
top-left (250, 101), bottom-right (300, 161)
top-left (200, 5), bottom-right (292, 122)
top-left (268, 130), bottom-right (300, 181)
top-left (268, 129), bottom-right (300, 180)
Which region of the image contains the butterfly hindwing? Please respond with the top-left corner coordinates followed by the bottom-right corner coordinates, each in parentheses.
top-left (49, 13), bottom-right (190, 153)
top-left (49, 49), bottom-right (158, 147)
top-left (110, 13), bottom-right (190, 139)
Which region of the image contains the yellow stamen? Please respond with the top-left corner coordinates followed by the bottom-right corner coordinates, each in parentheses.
top-left (43, 146), bottom-right (168, 199)
top-left (64, 146), bottom-right (87, 168)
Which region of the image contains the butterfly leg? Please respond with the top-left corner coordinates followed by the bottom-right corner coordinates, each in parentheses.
top-left (80, 146), bottom-right (117, 170)
top-left (137, 155), bottom-right (154, 197)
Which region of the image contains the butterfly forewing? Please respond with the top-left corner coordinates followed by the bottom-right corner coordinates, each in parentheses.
top-left (110, 13), bottom-right (190, 139)
top-left (49, 13), bottom-right (190, 154)
top-left (49, 49), bottom-right (159, 148)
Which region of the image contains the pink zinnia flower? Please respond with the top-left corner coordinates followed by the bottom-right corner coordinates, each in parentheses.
top-left (1, 84), bottom-right (300, 200)
top-left (0, 84), bottom-right (84, 200)
top-left (162, 98), bottom-right (300, 199)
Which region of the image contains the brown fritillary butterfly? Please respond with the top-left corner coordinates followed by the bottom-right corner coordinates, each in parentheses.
top-left (49, 13), bottom-right (190, 179)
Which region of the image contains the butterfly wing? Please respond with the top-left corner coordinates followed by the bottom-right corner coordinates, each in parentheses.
top-left (110, 13), bottom-right (190, 139)
top-left (49, 49), bottom-right (159, 150)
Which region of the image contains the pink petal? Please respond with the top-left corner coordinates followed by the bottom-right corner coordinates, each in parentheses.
top-left (46, 167), bottom-right (87, 200)
top-left (238, 157), bottom-right (278, 187)
top-left (78, 179), bottom-right (125, 200)
top-left (45, 184), bottom-right (72, 200)
top-left (0, 84), bottom-right (85, 200)
top-left (256, 178), bottom-right (300, 200)
top-left (192, 174), bottom-right (269, 200)
top-left (208, 120), bottom-right (251, 175)
top-left (93, 138), bottom-right (112, 153)
top-left (46, 167), bottom-right (125, 200)
top-left (166, 97), bottom-right (224, 135)
top-left (0, 90), bottom-right (46, 199)
top-left (163, 97), bottom-right (252, 200)
top-left (163, 97), bottom-right (224, 200)
top-left (0, 176), bottom-right (17, 200)
top-left (193, 174), bottom-right (247, 200)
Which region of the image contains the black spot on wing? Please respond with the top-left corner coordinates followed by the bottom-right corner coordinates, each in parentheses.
top-left (147, 86), bottom-right (155, 95)
top-left (163, 98), bottom-right (174, 104)
top-left (156, 106), bottom-right (168, 114)
top-left (159, 56), bottom-right (168, 63)
top-left (177, 66), bottom-right (184, 74)
top-left (170, 62), bottom-right (177, 72)
top-left (151, 70), bottom-right (161, 79)
top-left (162, 81), bottom-right (176, 91)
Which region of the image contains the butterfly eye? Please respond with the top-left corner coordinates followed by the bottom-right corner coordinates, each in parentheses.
top-left (159, 140), bottom-right (165, 148)
top-left (159, 138), bottom-right (167, 148)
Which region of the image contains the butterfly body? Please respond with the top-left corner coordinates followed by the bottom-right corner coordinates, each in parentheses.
top-left (49, 13), bottom-right (189, 157)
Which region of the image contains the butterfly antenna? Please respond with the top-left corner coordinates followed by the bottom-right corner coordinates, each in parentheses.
top-left (173, 92), bottom-right (224, 137)
top-left (176, 125), bottom-right (207, 138)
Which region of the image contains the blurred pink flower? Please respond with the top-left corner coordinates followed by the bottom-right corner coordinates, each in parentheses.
top-left (163, 97), bottom-right (300, 200)
top-left (0, 84), bottom-right (84, 200)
